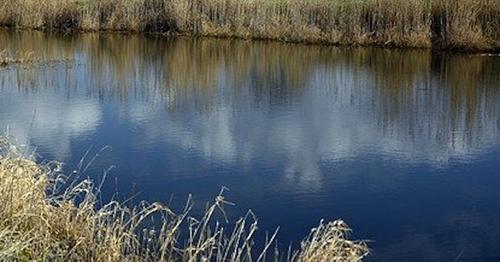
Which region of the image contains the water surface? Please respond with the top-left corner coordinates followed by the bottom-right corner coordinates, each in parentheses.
top-left (1, 30), bottom-right (500, 261)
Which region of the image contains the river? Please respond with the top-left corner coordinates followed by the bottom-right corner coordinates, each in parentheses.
top-left (1, 30), bottom-right (500, 261)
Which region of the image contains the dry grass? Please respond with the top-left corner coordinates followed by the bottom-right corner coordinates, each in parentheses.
top-left (0, 0), bottom-right (498, 51)
top-left (0, 135), bottom-right (368, 261)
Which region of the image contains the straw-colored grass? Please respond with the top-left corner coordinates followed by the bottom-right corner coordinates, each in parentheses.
top-left (0, 0), bottom-right (498, 51)
top-left (0, 135), bottom-right (368, 261)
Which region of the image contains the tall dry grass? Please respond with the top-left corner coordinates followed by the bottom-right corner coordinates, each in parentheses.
top-left (0, 135), bottom-right (368, 261)
top-left (0, 0), bottom-right (498, 51)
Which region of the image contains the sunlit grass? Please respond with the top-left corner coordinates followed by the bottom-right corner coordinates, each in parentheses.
top-left (0, 134), bottom-right (368, 261)
top-left (0, 0), bottom-right (498, 51)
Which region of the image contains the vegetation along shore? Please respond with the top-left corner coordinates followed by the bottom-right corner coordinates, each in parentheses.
top-left (0, 0), bottom-right (499, 51)
top-left (0, 135), bottom-right (368, 261)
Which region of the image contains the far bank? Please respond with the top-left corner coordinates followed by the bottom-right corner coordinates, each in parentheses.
top-left (0, 0), bottom-right (499, 52)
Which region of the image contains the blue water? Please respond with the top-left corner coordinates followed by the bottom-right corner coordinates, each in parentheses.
top-left (1, 30), bottom-right (500, 261)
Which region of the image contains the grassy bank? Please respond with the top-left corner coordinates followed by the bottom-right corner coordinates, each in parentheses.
top-left (0, 135), bottom-right (368, 261)
top-left (0, 0), bottom-right (499, 51)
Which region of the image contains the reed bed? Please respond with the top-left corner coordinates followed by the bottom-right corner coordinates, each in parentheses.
top-left (0, 135), bottom-right (368, 261)
top-left (0, 0), bottom-right (498, 51)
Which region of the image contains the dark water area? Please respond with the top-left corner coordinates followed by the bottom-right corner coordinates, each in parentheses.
top-left (1, 30), bottom-right (500, 261)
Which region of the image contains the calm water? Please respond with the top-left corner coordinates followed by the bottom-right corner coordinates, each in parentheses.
top-left (1, 30), bottom-right (500, 261)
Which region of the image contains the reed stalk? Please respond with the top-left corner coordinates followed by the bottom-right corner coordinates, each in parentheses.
top-left (0, 0), bottom-right (498, 51)
top-left (0, 135), bottom-right (368, 261)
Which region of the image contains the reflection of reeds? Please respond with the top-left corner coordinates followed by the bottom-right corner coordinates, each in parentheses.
top-left (2, 30), bottom-right (499, 148)
top-left (1, 29), bottom-right (498, 117)
top-left (0, 49), bottom-right (35, 66)
top-left (0, 136), bottom-right (368, 261)
top-left (0, 0), bottom-right (498, 51)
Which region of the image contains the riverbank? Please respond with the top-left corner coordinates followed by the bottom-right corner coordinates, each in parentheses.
top-left (0, 0), bottom-right (499, 52)
top-left (0, 136), bottom-right (368, 261)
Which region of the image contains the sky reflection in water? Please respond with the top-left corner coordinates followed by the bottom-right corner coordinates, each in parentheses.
top-left (1, 30), bottom-right (500, 261)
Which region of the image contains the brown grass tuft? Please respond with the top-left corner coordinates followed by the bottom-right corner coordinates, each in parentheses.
top-left (0, 135), bottom-right (368, 261)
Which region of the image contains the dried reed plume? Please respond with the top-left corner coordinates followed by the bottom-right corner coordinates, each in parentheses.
top-left (0, 134), bottom-right (368, 261)
top-left (0, 0), bottom-right (499, 51)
